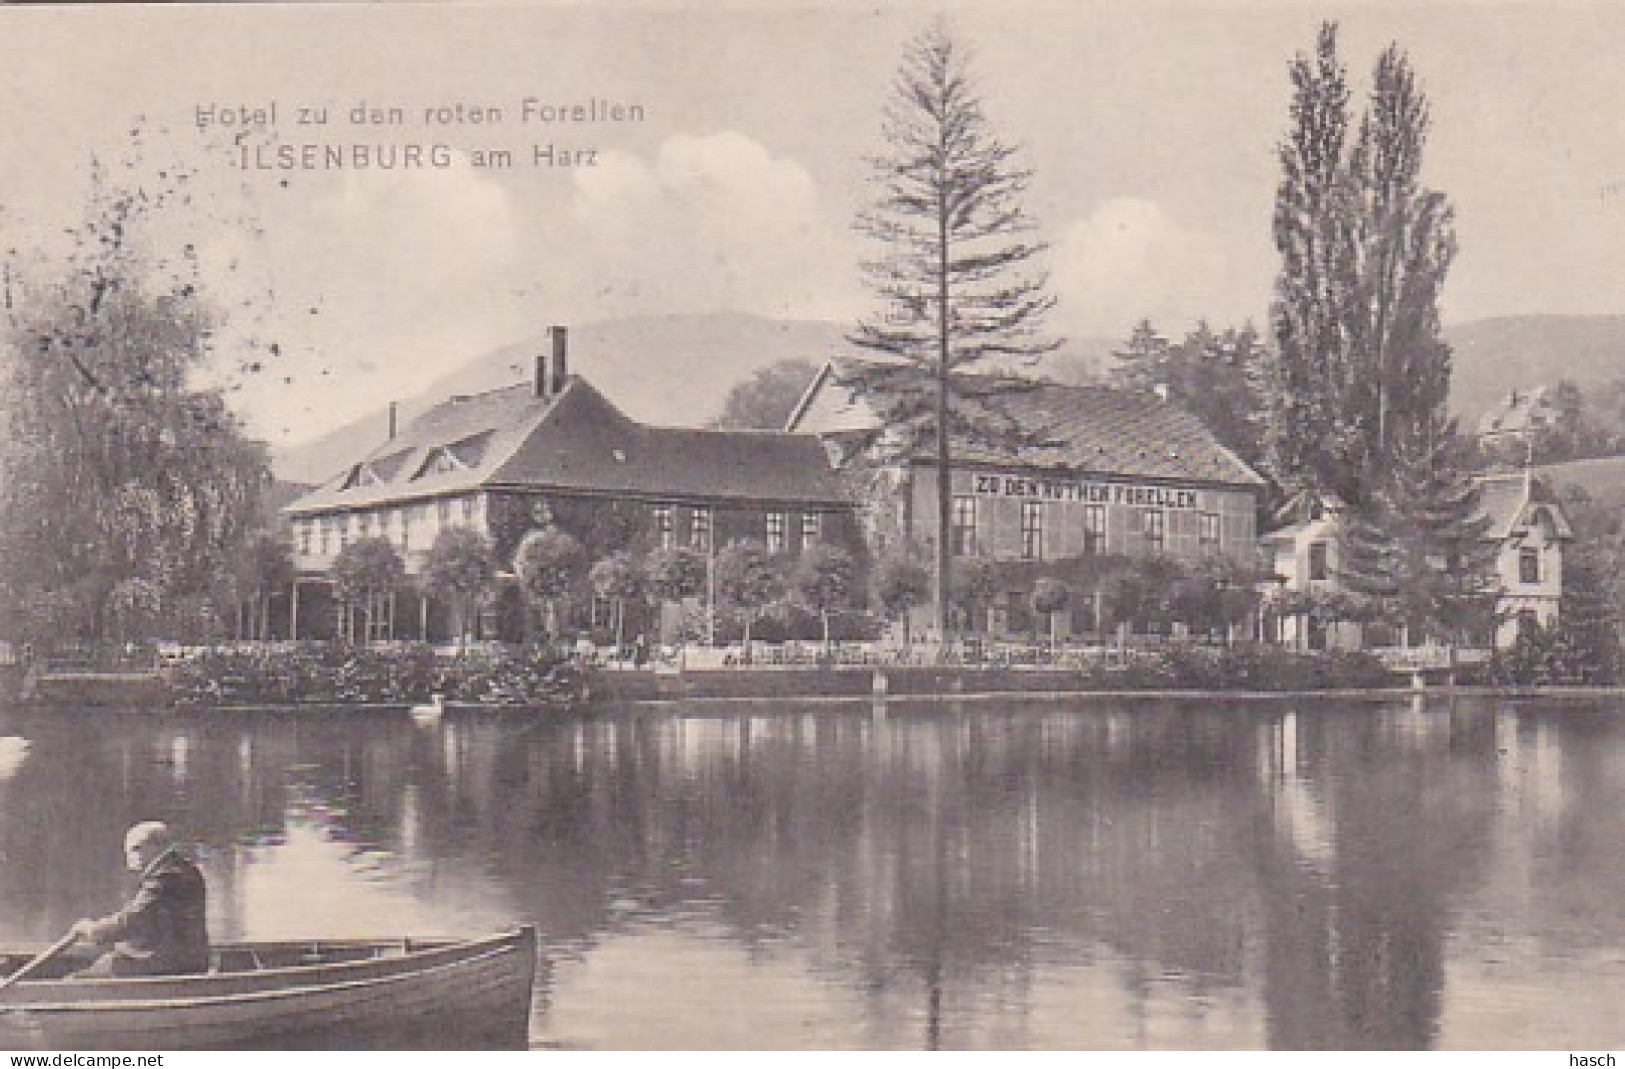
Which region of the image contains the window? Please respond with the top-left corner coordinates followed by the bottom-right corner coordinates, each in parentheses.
top-left (1083, 504), bottom-right (1106, 555)
top-left (1020, 501), bottom-right (1044, 560)
top-left (298, 521), bottom-right (312, 556)
top-left (951, 496), bottom-right (978, 556)
top-left (1520, 546), bottom-right (1541, 585)
top-left (691, 507), bottom-right (712, 551)
top-left (399, 509), bottom-right (411, 553)
top-left (318, 518), bottom-right (331, 556)
top-left (1308, 541), bottom-right (1329, 581)
top-left (357, 512), bottom-right (373, 539)
top-left (337, 515), bottom-right (351, 550)
top-left (1199, 512), bottom-right (1221, 552)
top-left (1143, 509), bottom-right (1165, 554)
top-left (766, 511), bottom-right (787, 553)
top-left (461, 496), bottom-right (477, 523)
top-left (416, 448), bottom-right (462, 479)
top-left (801, 512), bottom-right (821, 543)
top-left (653, 505), bottom-right (675, 549)
top-left (437, 499), bottom-right (451, 527)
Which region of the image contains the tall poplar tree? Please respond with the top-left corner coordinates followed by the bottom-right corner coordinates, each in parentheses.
top-left (1268, 22), bottom-right (1356, 500)
top-left (1267, 24), bottom-right (1456, 507)
top-left (841, 22), bottom-right (1059, 643)
top-left (1346, 45), bottom-right (1457, 473)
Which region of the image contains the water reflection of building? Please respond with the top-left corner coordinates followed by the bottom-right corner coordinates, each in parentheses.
top-left (6, 700), bottom-right (1605, 1048)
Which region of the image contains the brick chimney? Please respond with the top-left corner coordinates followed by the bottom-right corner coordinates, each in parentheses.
top-left (535, 325), bottom-right (569, 398)
top-left (388, 401), bottom-right (397, 440)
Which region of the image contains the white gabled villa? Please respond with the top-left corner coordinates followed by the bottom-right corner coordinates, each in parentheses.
top-left (1261, 472), bottom-right (1571, 651)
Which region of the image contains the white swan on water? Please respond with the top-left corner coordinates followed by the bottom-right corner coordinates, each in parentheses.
top-left (409, 694), bottom-right (444, 725)
top-left (0, 736), bottom-right (30, 779)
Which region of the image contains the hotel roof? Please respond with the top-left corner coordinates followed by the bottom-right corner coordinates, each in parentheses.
top-left (788, 363), bottom-right (1267, 488)
top-left (285, 376), bottom-right (855, 517)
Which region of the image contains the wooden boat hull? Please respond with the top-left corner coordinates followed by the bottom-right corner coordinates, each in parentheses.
top-left (0, 928), bottom-right (537, 1050)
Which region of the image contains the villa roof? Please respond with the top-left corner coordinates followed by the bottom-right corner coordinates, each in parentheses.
top-left (285, 377), bottom-right (854, 517)
top-left (788, 363), bottom-right (1266, 489)
top-left (1473, 472), bottom-right (1573, 541)
top-left (1258, 475), bottom-right (1573, 543)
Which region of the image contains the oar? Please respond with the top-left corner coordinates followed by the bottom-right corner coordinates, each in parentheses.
top-left (0, 931), bottom-right (79, 992)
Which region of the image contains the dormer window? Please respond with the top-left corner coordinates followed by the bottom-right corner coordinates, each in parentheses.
top-left (340, 463), bottom-right (384, 490)
top-left (414, 447), bottom-right (466, 479)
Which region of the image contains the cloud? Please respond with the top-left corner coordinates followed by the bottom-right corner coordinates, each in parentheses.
top-left (212, 157), bottom-right (533, 444)
top-left (1053, 197), bottom-right (1259, 338)
top-left (560, 131), bottom-right (860, 321)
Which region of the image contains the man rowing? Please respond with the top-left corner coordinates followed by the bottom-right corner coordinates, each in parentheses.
top-left (71, 821), bottom-right (209, 977)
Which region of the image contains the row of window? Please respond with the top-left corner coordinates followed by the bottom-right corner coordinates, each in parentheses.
top-left (300, 499), bottom-right (830, 559)
top-left (651, 505), bottom-right (821, 553)
top-left (1302, 541), bottom-right (1544, 585)
top-left (297, 497), bottom-right (480, 557)
top-left (950, 498), bottom-right (1222, 560)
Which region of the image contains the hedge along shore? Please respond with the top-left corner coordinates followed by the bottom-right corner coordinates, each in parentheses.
top-left (16, 643), bottom-right (1615, 710)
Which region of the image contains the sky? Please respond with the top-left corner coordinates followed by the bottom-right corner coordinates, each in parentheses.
top-left (3, 0), bottom-right (1624, 446)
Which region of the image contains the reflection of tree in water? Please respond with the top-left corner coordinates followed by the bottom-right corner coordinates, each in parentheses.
top-left (1485, 706), bottom-right (1625, 954)
top-left (0, 697), bottom-right (1542, 1048)
top-left (434, 702), bottom-right (1283, 1047)
top-left (1252, 703), bottom-right (1499, 1049)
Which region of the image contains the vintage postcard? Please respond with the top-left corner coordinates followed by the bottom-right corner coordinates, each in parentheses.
top-left (1, 0), bottom-right (1623, 1053)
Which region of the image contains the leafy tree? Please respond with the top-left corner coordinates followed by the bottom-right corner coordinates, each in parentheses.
top-left (1030, 576), bottom-right (1071, 649)
top-left (1098, 556), bottom-right (1185, 642)
top-left (713, 540), bottom-right (783, 656)
top-left (1171, 554), bottom-right (1266, 644)
top-left (0, 163), bottom-right (271, 644)
top-left (513, 525), bottom-right (586, 641)
top-left (107, 577), bottom-right (163, 644)
top-left (948, 556), bottom-right (998, 637)
top-left (1267, 21), bottom-right (1355, 499)
top-left (589, 550), bottom-right (643, 654)
top-left (422, 527), bottom-right (497, 650)
top-left (872, 544), bottom-right (931, 643)
top-left (712, 359), bottom-right (822, 430)
top-left (1266, 23), bottom-right (1456, 507)
top-left (331, 536), bottom-right (405, 643)
top-left (236, 530), bottom-right (295, 641)
top-left (644, 546), bottom-right (707, 602)
top-left (842, 22), bottom-right (1060, 644)
top-left (1347, 43), bottom-right (1456, 470)
top-left (789, 541), bottom-right (856, 650)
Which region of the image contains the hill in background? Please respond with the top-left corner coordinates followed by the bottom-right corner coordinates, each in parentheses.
top-left (273, 312), bottom-right (1116, 485)
top-left (270, 311), bottom-right (1625, 486)
top-left (1448, 314), bottom-right (1625, 422)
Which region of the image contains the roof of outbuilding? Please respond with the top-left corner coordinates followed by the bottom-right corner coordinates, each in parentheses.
top-left (285, 377), bottom-right (854, 516)
top-left (789, 364), bottom-right (1266, 488)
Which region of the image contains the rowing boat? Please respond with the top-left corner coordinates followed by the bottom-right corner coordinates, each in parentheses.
top-left (0, 927), bottom-right (537, 1050)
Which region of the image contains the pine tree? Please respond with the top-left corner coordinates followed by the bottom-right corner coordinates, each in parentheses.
top-left (1550, 543), bottom-right (1621, 683)
top-left (1341, 424), bottom-right (1497, 648)
top-left (842, 21), bottom-right (1059, 645)
top-left (1109, 319), bottom-right (1171, 394)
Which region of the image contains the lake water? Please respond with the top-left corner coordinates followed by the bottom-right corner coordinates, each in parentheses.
top-left (0, 694), bottom-right (1622, 1050)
